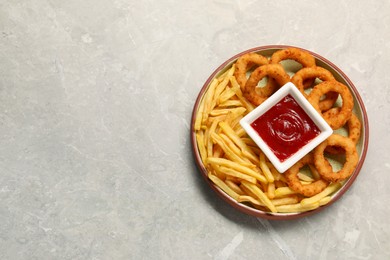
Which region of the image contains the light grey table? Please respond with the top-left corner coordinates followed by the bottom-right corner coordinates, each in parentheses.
top-left (1, 0), bottom-right (389, 259)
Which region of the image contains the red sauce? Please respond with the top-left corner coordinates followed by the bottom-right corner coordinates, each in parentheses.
top-left (251, 94), bottom-right (321, 162)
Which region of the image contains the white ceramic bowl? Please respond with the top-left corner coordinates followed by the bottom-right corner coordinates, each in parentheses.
top-left (240, 82), bottom-right (333, 173)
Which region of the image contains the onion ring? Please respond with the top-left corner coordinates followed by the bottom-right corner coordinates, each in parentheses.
top-left (270, 47), bottom-right (316, 68)
top-left (313, 134), bottom-right (359, 182)
top-left (291, 66), bottom-right (338, 111)
top-left (285, 154), bottom-right (329, 197)
top-left (270, 47), bottom-right (316, 89)
top-left (324, 108), bottom-right (362, 154)
top-left (308, 81), bottom-right (354, 129)
top-left (243, 64), bottom-right (290, 106)
top-left (234, 53), bottom-right (269, 88)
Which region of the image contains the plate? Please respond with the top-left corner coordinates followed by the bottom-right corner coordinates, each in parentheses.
top-left (191, 45), bottom-right (369, 220)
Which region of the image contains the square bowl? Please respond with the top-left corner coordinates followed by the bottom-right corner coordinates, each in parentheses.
top-left (239, 82), bottom-right (333, 173)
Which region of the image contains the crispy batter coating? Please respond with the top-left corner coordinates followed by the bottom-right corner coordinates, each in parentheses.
top-left (291, 66), bottom-right (338, 111)
top-left (285, 154), bottom-right (329, 197)
top-left (308, 81), bottom-right (354, 129)
top-left (324, 108), bottom-right (362, 154)
top-left (270, 47), bottom-right (316, 68)
top-left (243, 64), bottom-right (290, 105)
top-left (313, 134), bottom-right (359, 182)
top-left (234, 52), bottom-right (269, 88)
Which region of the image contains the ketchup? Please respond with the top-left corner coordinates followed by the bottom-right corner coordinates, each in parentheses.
top-left (251, 95), bottom-right (320, 162)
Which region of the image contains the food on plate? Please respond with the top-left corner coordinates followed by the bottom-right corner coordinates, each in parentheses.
top-left (194, 47), bottom-right (361, 214)
top-left (291, 66), bottom-right (335, 91)
top-left (324, 108), bottom-right (362, 154)
top-left (242, 64), bottom-right (290, 105)
top-left (291, 66), bottom-right (338, 111)
top-left (270, 47), bottom-right (316, 68)
top-left (308, 81), bottom-right (354, 129)
top-left (234, 53), bottom-right (269, 88)
top-left (313, 134), bottom-right (359, 182)
top-left (300, 182), bottom-right (342, 206)
top-left (285, 154), bottom-right (329, 197)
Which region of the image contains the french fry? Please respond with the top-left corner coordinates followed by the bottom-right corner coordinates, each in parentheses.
top-left (211, 66), bottom-right (235, 110)
top-left (266, 162), bottom-right (284, 181)
top-left (206, 157), bottom-right (267, 183)
top-left (260, 153), bottom-right (274, 183)
top-left (207, 119), bottom-right (221, 157)
top-left (213, 145), bottom-right (223, 158)
top-left (241, 137), bottom-right (257, 147)
top-left (298, 172), bottom-right (315, 182)
top-left (239, 183), bottom-right (259, 199)
top-left (276, 202), bottom-right (320, 213)
top-left (202, 78), bottom-right (219, 125)
top-left (203, 126), bottom-right (210, 155)
top-left (220, 166), bottom-right (257, 184)
top-left (235, 128), bottom-right (247, 137)
top-left (209, 107), bottom-right (246, 117)
top-left (196, 132), bottom-right (207, 164)
top-left (208, 173), bottom-right (239, 200)
top-left (267, 182), bottom-right (276, 199)
top-left (194, 96), bottom-right (205, 131)
top-left (208, 163), bottom-right (226, 180)
top-left (274, 187), bottom-right (296, 198)
top-left (218, 99), bottom-right (243, 108)
top-left (230, 115), bottom-right (244, 131)
top-left (271, 196), bottom-right (300, 206)
top-left (249, 146), bottom-right (262, 156)
top-left (219, 134), bottom-right (243, 158)
top-left (219, 121), bottom-right (259, 164)
top-left (218, 79), bottom-right (241, 104)
top-left (205, 115), bottom-right (226, 127)
top-left (224, 108), bottom-right (246, 127)
top-left (258, 181), bottom-right (268, 194)
top-left (241, 149), bottom-right (259, 165)
top-left (241, 181), bottom-right (277, 213)
top-left (318, 196), bottom-right (332, 206)
top-left (300, 183), bottom-right (342, 206)
top-left (237, 195), bottom-right (264, 206)
top-left (308, 164), bottom-right (321, 180)
top-left (210, 132), bottom-right (252, 166)
top-left (229, 75), bottom-right (255, 112)
top-left (217, 65), bottom-right (235, 82)
top-left (225, 180), bottom-right (245, 195)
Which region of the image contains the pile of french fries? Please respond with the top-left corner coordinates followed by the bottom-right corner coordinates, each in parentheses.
top-left (194, 64), bottom-right (342, 214)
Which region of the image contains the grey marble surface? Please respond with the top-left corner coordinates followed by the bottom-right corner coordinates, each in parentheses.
top-left (1, 0), bottom-right (389, 259)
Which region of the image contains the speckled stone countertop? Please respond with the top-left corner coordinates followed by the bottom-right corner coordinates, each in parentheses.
top-left (1, 1), bottom-right (389, 259)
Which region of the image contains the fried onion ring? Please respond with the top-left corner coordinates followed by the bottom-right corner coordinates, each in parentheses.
top-left (270, 47), bottom-right (316, 68)
top-left (271, 47), bottom-right (316, 89)
top-left (313, 134), bottom-right (359, 182)
top-left (324, 108), bottom-right (362, 154)
top-left (243, 64), bottom-right (290, 105)
top-left (234, 53), bottom-right (269, 88)
top-left (291, 66), bottom-right (338, 111)
top-left (308, 81), bottom-right (354, 129)
top-left (285, 154), bottom-right (329, 197)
